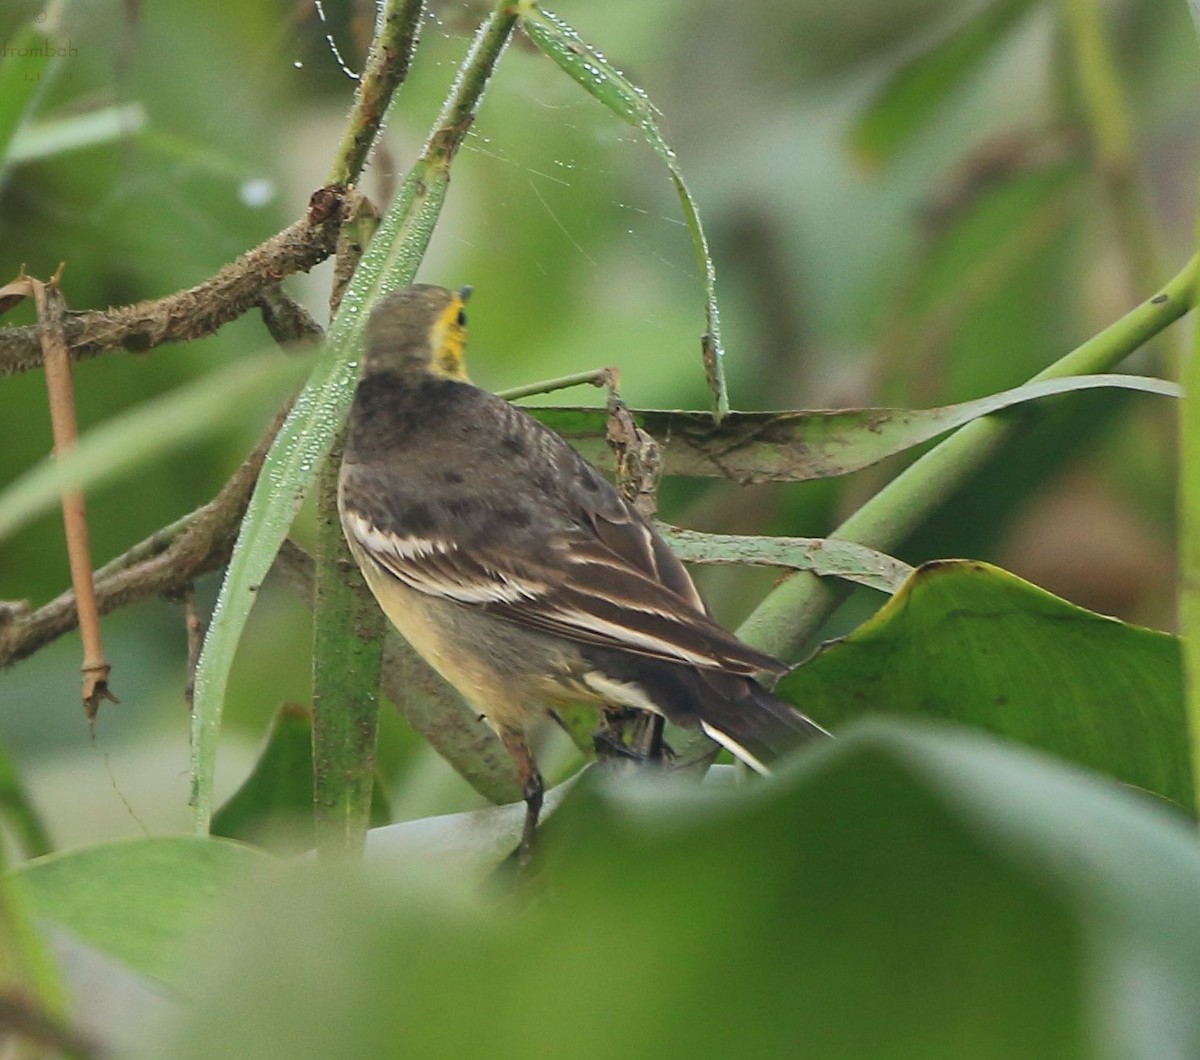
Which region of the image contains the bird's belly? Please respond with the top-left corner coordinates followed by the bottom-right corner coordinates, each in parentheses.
top-left (355, 551), bottom-right (549, 732)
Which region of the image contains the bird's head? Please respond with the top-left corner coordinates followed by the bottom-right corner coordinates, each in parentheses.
top-left (362, 283), bottom-right (472, 381)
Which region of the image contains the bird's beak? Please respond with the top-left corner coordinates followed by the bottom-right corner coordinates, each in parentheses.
top-left (458, 285), bottom-right (474, 303)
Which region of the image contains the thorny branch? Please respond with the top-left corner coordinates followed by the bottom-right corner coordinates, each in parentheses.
top-left (0, 185), bottom-right (347, 377)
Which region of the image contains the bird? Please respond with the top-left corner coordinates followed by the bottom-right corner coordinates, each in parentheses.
top-left (337, 284), bottom-right (829, 858)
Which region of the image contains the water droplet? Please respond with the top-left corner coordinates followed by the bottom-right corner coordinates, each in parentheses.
top-left (239, 178), bottom-right (276, 208)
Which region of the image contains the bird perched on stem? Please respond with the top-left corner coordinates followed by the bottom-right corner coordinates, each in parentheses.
top-left (338, 285), bottom-right (828, 861)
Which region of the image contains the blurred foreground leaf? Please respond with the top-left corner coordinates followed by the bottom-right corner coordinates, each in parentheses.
top-left (6, 103), bottom-right (147, 166)
top-left (776, 561), bottom-right (1191, 810)
top-left (136, 723), bottom-right (1200, 1058)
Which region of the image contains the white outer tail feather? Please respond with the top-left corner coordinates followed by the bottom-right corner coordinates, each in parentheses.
top-left (700, 721), bottom-right (771, 776)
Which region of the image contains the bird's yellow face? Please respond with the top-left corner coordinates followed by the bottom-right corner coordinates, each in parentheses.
top-left (426, 287), bottom-right (472, 381)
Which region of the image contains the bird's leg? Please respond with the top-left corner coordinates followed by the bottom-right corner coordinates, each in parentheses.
top-left (499, 728), bottom-right (543, 867)
top-left (594, 707), bottom-right (670, 767)
top-left (629, 713), bottom-right (666, 763)
top-left (593, 706), bottom-right (641, 763)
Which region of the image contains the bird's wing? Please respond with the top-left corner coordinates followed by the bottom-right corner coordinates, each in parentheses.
top-left (339, 503), bottom-right (784, 678)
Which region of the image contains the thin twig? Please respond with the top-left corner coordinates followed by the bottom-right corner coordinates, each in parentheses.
top-left (0, 186), bottom-right (347, 377)
top-left (33, 273), bottom-right (116, 718)
top-left (498, 367), bottom-right (612, 402)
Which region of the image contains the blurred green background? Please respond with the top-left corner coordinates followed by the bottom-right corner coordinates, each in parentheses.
top-left (0, 0), bottom-right (1195, 848)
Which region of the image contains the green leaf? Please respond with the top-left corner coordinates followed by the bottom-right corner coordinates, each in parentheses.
top-left (776, 561), bottom-right (1192, 810)
top-left (212, 705), bottom-right (392, 855)
top-left (211, 705), bottom-right (317, 855)
top-left (517, 3), bottom-right (729, 419)
top-left (0, 349), bottom-right (309, 544)
top-left (136, 723), bottom-right (1200, 1058)
top-left (11, 836), bottom-right (269, 982)
top-left (534, 373), bottom-right (1179, 483)
top-left (660, 525), bottom-right (913, 593)
top-left (5, 103), bottom-right (146, 166)
top-left (849, 0), bottom-right (1038, 168)
top-left (0, 875), bottom-right (65, 1031)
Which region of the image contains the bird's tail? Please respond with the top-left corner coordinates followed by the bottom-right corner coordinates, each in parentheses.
top-left (689, 667), bottom-right (829, 774)
top-left (581, 646), bottom-right (828, 773)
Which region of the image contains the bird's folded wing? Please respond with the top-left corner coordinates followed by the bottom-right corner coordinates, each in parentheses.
top-left (341, 510), bottom-right (783, 677)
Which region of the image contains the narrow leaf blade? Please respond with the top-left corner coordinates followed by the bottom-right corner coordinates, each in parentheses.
top-left (535, 373), bottom-right (1179, 483)
top-left (518, 3), bottom-right (729, 418)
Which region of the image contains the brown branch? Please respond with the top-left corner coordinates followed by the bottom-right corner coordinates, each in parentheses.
top-left (0, 185), bottom-right (347, 377)
top-left (0, 404), bottom-right (290, 669)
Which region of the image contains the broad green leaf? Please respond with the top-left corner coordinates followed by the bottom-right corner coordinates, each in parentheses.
top-left (212, 704), bottom-right (392, 855)
top-left (849, 0), bottom-right (1038, 168)
top-left (776, 561), bottom-right (1192, 810)
top-left (6, 103), bottom-right (146, 166)
top-left (517, 3), bottom-right (729, 419)
top-left (660, 525), bottom-right (913, 594)
top-left (534, 373), bottom-right (1179, 483)
top-left (0, 350), bottom-right (309, 544)
top-left (137, 723), bottom-right (1200, 1059)
top-left (11, 836), bottom-right (268, 981)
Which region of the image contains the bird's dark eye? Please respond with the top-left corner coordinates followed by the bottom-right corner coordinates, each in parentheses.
top-left (456, 308), bottom-right (467, 327)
